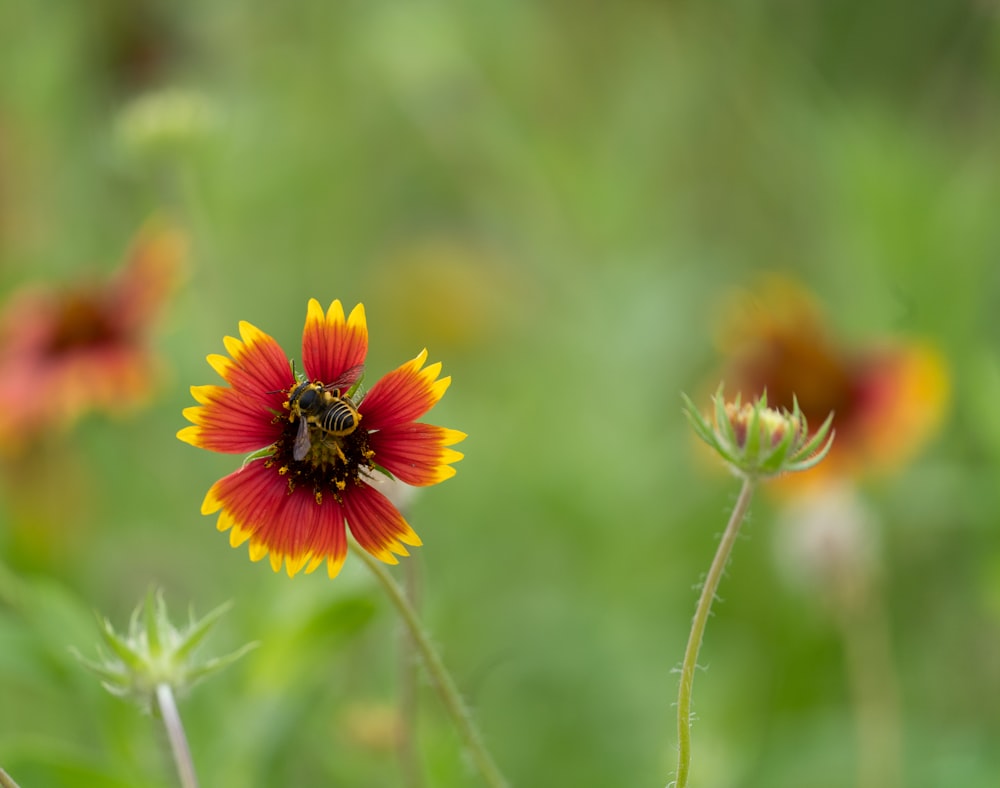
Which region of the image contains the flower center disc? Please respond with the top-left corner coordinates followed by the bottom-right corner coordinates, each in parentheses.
top-left (272, 417), bottom-right (375, 502)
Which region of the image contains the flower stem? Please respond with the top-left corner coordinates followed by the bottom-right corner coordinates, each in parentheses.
top-left (348, 541), bottom-right (509, 788)
top-left (674, 477), bottom-right (756, 788)
top-left (398, 556), bottom-right (425, 788)
top-left (155, 682), bottom-right (199, 788)
top-left (0, 768), bottom-right (22, 788)
top-left (832, 562), bottom-right (902, 788)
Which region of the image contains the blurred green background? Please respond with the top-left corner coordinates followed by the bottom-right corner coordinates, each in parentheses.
top-left (2, 1), bottom-right (999, 786)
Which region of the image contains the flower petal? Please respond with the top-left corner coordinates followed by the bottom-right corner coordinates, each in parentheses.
top-left (855, 342), bottom-right (949, 471)
top-left (342, 482), bottom-right (422, 564)
top-left (113, 221), bottom-right (188, 332)
top-left (302, 299), bottom-right (368, 384)
top-left (201, 460), bottom-right (349, 578)
top-left (212, 321), bottom-right (293, 408)
top-left (177, 385), bottom-right (284, 452)
top-left (369, 423), bottom-right (466, 486)
top-left (361, 349), bottom-right (451, 430)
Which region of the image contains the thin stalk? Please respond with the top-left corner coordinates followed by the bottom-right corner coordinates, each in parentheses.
top-left (398, 556), bottom-right (425, 788)
top-left (155, 683), bottom-right (199, 788)
top-left (348, 541), bottom-right (508, 788)
top-left (0, 768), bottom-right (22, 788)
top-left (832, 564), bottom-right (902, 788)
top-left (674, 477), bottom-right (756, 788)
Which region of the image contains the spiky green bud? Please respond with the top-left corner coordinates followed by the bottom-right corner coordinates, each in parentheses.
top-left (74, 588), bottom-right (256, 712)
top-left (683, 384), bottom-right (835, 480)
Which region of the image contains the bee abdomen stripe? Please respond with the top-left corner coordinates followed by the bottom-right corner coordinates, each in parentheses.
top-left (320, 401), bottom-right (358, 432)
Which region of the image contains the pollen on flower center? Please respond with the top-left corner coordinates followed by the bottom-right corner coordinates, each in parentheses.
top-left (271, 414), bottom-right (376, 501)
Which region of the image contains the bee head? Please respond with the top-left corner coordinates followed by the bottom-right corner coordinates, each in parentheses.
top-left (289, 381), bottom-right (327, 415)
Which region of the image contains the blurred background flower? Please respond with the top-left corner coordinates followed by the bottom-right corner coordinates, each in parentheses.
top-left (115, 88), bottom-right (220, 164)
top-left (715, 275), bottom-right (950, 490)
top-left (0, 221), bottom-right (186, 456)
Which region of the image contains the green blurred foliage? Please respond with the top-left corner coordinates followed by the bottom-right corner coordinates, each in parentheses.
top-left (1, 1), bottom-right (999, 786)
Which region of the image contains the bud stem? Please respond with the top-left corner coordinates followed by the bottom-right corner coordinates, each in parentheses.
top-left (348, 540), bottom-right (509, 788)
top-left (673, 477), bottom-right (756, 788)
top-left (397, 556), bottom-right (425, 788)
top-left (0, 768), bottom-right (22, 788)
top-left (155, 682), bottom-right (199, 788)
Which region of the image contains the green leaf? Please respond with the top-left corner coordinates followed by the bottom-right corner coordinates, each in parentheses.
top-left (714, 386), bottom-right (738, 448)
top-left (173, 600), bottom-right (234, 665)
top-left (97, 618), bottom-right (142, 672)
top-left (144, 588), bottom-right (162, 659)
top-left (681, 393), bottom-right (717, 448)
top-left (70, 650), bottom-right (128, 685)
top-left (241, 447), bottom-right (276, 468)
top-left (794, 412), bottom-right (835, 461)
top-left (184, 642), bottom-right (259, 685)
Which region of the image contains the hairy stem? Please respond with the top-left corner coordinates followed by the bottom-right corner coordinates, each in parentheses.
top-left (674, 477), bottom-right (756, 788)
top-left (398, 556), bottom-right (425, 788)
top-left (349, 541), bottom-right (508, 788)
top-left (0, 768), bottom-right (22, 788)
top-left (155, 683), bottom-right (199, 788)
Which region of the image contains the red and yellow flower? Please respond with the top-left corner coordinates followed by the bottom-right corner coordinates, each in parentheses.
top-left (0, 221), bottom-right (186, 455)
top-left (177, 299), bottom-right (465, 578)
top-left (715, 276), bottom-right (949, 489)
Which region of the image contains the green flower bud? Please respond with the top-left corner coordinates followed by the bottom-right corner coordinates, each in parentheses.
top-left (74, 588), bottom-right (256, 712)
top-left (683, 385), bottom-right (835, 481)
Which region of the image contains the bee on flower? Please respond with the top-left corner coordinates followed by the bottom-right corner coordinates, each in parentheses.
top-left (178, 299), bottom-right (466, 579)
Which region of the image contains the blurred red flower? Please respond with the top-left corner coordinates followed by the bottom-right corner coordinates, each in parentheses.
top-left (715, 276), bottom-right (948, 488)
top-left (0, 221), bottom-right (186, 455)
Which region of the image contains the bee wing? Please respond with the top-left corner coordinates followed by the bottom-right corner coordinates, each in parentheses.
top-left (322, 364), bottom-right (365, 395)
top-left (292, 416), bottom-right (312, 461)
